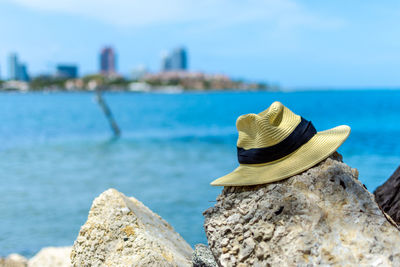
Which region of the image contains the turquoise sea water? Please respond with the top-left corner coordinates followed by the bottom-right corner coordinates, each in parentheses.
top-left (1, 90), bottom-right (400, 257)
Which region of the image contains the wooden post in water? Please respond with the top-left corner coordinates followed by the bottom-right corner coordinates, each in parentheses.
top-left (95, 89), bottom-right (121, 137)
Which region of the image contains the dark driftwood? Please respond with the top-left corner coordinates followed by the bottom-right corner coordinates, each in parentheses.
top-left (374, 166), bottom-right (400, 225)
top-left (95, 90), bottom-right (121, 137)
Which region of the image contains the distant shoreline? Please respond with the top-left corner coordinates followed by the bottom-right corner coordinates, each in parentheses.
top-left (1, 87), bottom-right (400, 94)
top-left (0, 86), bottom-right (276, 94)
top-left (0, 72), bottom-right (273, 93)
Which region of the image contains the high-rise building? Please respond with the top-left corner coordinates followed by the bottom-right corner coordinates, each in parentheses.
top-left (8, 53), bottom-right (19, 80)
top-left (161, 47), bottom-right (188, 72)
top-left (100, 46), bottom-right (116, 75)
top-left (170, 47), bottom-right (187, 71)
top-left (19, 64), bottom-right (30, 82)
top-left (56, 64), bottom-right (78, 79)
top-left (7, 53), bottom-right (30, 81)
top-left (161, 52), bottom-right (172, 72)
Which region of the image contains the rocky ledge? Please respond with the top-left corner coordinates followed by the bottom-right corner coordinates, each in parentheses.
top-left (204, 153), bottom-right (400, 266)
top-left (5, 153), bottom-right (400, 266)
top-left (71, 188), bottom-right (193, 266)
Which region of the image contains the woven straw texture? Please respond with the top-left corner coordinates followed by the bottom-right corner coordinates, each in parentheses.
top-left (211, 101), bottom-right (350, 186)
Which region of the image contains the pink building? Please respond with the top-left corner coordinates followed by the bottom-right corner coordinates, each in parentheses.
top-left (100, 46), bottom-right (116, 75)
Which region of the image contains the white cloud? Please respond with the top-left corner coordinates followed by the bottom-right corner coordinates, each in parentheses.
top-left (5, 0), bottom-right (344, 29)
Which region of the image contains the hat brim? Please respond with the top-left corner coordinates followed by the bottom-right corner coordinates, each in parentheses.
top-left (211, 125), bottom-right (351, 186)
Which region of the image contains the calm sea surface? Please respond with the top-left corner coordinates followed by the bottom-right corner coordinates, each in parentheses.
top-left (1, 90), bottom-right (400, 257)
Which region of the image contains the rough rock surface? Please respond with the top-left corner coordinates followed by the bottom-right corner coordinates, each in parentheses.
top-left (375, 165), bottom-right (400, 224)
top-left (0, 254), bottom-right (28, 267)
top-left (192, 244), bottom-right (217, 267)
top-left (28, 247), bottom-right (71, 267)
top-left (71, 188), bottom-right (192, 266)
top-left (204, 153), bottom-right (400, 266)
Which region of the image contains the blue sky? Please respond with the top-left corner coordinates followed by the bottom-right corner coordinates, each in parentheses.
top-left (1, 0), bottom-right (400, 88)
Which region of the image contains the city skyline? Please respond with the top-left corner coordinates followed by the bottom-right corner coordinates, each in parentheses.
top-left (2, 1), bottom-right (400, 88)
top-left (0, 46), bottom-right (188, 80)
top-left (1, 45), bottom-right (190, 81)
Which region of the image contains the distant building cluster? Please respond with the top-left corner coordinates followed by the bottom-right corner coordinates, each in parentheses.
top-left (142, 71), bottom-right (266, 91)
top-left (1, 46), bottom-right (187, 82)
top-left (3, 52), bottom-right (79, 81)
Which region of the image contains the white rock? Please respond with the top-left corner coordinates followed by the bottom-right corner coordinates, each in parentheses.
top-left (28, 247), bottom-right (71, 267)
top-left (204, 153), bottom-right (400, 266)
top-left (71, 188), bottom-right (192, 266)
top-left (0, 253), bottom-right (28, 267)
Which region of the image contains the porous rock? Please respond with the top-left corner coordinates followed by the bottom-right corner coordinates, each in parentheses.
top-left (28, 247), bottom-right (71, 267)
top-left (71, 188), bottom-right (192, 267)
top-left (0, 254), bottom-right (28, 267)
top-left (192, 244), bottom-right (217, 267)
top-left (204, 153), bottom-right (400, 266)
top-left (375, 165), bottom-right (400, 224)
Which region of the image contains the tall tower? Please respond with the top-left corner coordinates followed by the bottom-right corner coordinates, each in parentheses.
top-left (170, 47), bottom-right (188, 71)
top-left (161, 51), bottom-right (172, 72)
top-left (100, 47), bottom-right (116, 75)
top-left (8, 53), bottom-right (19, 80)
top-left (19, 63), bottom-right (30, 82)
top-left (161, 47), bottom-right (188, 72)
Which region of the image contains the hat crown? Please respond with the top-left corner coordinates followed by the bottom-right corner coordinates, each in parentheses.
top-left (236, 101), bottom-right (301, 150)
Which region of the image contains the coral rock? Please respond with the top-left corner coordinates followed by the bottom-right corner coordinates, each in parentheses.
top-left (28, 247), bottom-right (71, 267)
top-left (0, 254), bottom-right (28, 267)
top-left (71, 189), bottom-right (192, 266)
top-left (192, 244), bottom-right (217, 267)
top-left (204, 153), bottom-right (400, 266)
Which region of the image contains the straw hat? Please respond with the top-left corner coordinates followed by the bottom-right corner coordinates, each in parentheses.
top-left (211, 101), bottom-right (350, 186)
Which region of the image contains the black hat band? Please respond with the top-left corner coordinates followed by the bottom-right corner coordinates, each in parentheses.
top-left (237, 117), bottom-right (317, 164)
